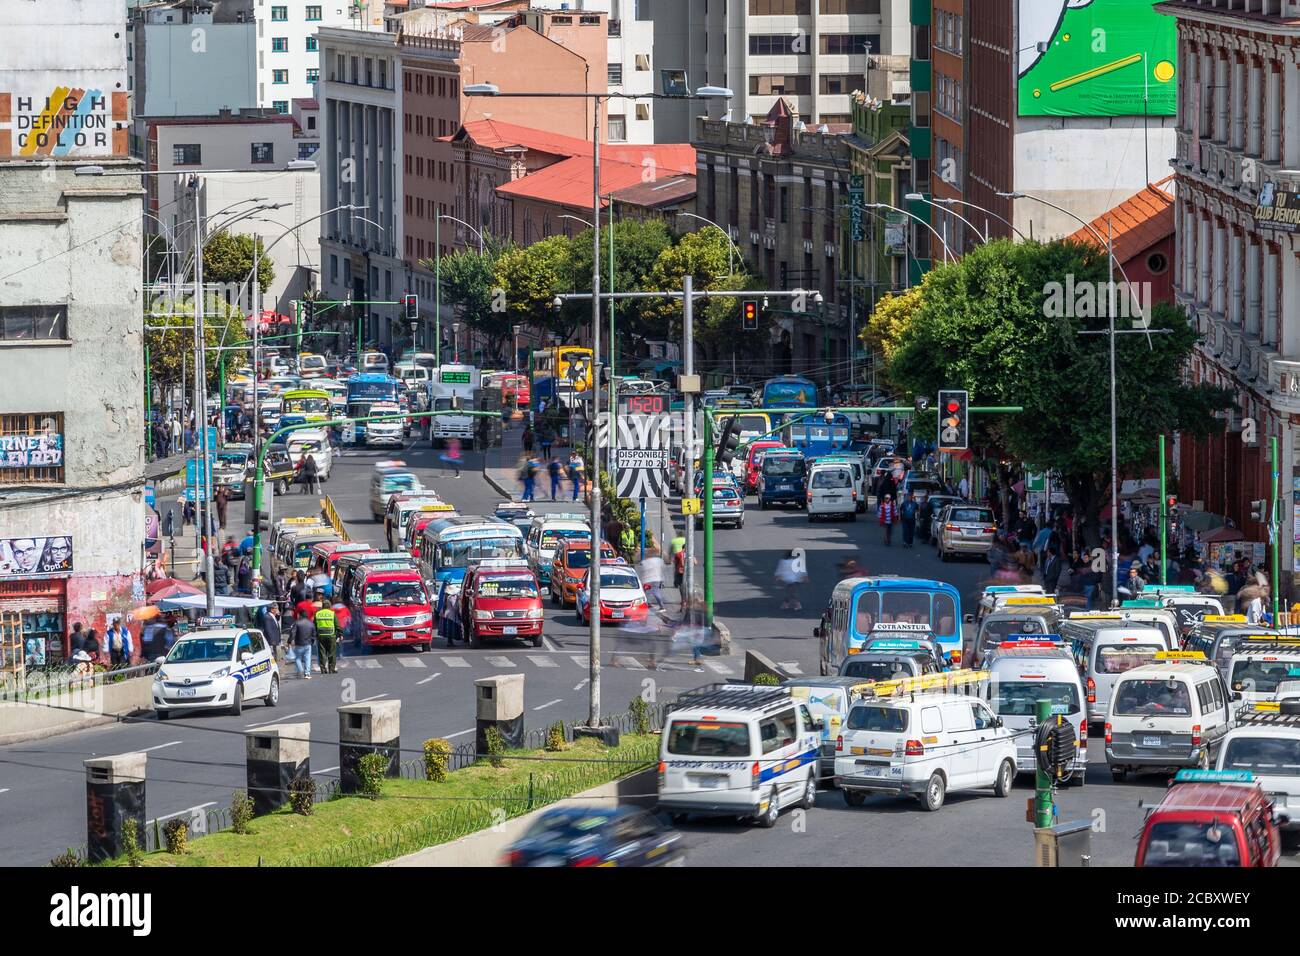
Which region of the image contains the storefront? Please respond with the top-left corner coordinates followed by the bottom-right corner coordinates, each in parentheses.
top-left (0, 577), bottom-right (69, 666)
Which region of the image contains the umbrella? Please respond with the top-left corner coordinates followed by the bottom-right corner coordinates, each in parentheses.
top-left (1200, 525), bottom-right (1244, 543)
top-left (155, 593), bottom-right (272, 611)
top-left (146, 576), bottom-right (196, 595)
top-left (148, 582), bottom-right (203, 603)
top-left (131, 605), bottom-right (161, 622)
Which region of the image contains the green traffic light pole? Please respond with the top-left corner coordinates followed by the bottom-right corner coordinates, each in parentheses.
top-left (700, 404), bottom-right (1025, 623)
top-left (250, 408), bottom-right (502, 587)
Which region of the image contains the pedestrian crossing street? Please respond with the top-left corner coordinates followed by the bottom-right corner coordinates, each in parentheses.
top-left (332, 650), bottom-right (798, 676)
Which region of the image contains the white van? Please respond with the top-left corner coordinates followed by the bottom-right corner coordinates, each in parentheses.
top-left (1083, 628), bottom-right (1168, 729)
top-left (658, 684), bottom-right (820, 827)
top-left (1226, 641), bottom-right (1300, 707)
top-left (1105, 655), bottom-right (1239, 780)
top-left (525, 513), bottom-right (590, 587)
top-left (835, 672), bottom-right (1017, 811)
top-left (806, 460), bottom-right (858, 522)
top-left (1216, 703), bottom-right (1300, 831)
top-left (983, 641), bottom-right (1088, 783)
top-left (285, 428), bottom-right (332, 481)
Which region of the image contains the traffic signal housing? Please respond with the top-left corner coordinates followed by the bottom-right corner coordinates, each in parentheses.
top-left (254, 509), bottom-right (271, 536)
top-left (742, 300), bottom-right (759, 331)
top-left (303, 297), bottom-right (315, 323)
top-left (716, 415), bottom-right (742, 467)
top-left (1250, 499), bottom-right (1268, 523)
top-left (404, 293), bottom-right (419, 322)
top-left (937, 389), bottom-right (969, 451)
top-left (1165, 495), bottom-right (1177, 512)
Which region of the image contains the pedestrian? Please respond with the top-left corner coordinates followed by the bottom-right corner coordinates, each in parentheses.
top-left (958, 474), bottom-right (970, 500)
top-left (261, 603), bottom-right (283, 661)
top-left (878, 492), bottom-right (897, 547)
top-left (83, 628), bottom-right (101, 665)
top-left (215, 485), bottom-right (229, 530)
top-left (539, 427), bottom-right (553, 460)
top-left (162, 507), bottom-right (174, 539)
top-left (775, 549), bottom-right (807, 611)
top-left (673, 545), bottom-right (688, 593)
top-left (899, 491), bottom-right (918, 548)
top-left (568, 452), bottom-right (585, 501)
top-left (547, 457), bottom-right (562, 501)
top-left (638, 548), bottom-right (666, 609)
top-left (332, 598), bottom-right (353, 650)
top-left (440, 437), bottom-right (463, 477)
top-left (170, 416), bottom-right (182, 455)
top-left (106, 618), bottom-right (132, 667)
top-left (522, 425), bottom-right (534, 454)
top-left (299, 454), bottom-right (320, 495)
top-left (288, 570), bottom-right (309, 609)
top-left (522, 456), bottom-right (538, 502)
top-left (211, 559), bottom-right (230, 595)
top-left (181, 496), bottom-right (195, 529)
top-left (69, 622), bottom-right (85, 654)
top-left (236, 553), bottom-right (252, 594)
top-left (674, 596), bottom-right (710, 670)
top-left (313, 596), bottom-right (338, 674)
top-left (290, 610), bottom-right (315, 679)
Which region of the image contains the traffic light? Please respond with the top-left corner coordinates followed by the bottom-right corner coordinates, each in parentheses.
top-left (937, 389), bottom-right (969, 450)
top-left (742, 300), bottom-right (759, 331)
top-left (1165, 494), bottom-right (1177, 512)
top-left (253, 509), bottom-right (271, 536)
top-left (1250, 499), bottom-right (1268, 523)
top-left (303, 298), bottom-right (315, 323)
top-left (716, 415), bottom-right (742, 467)
top-left (404, 293), bottom-right (419, 322)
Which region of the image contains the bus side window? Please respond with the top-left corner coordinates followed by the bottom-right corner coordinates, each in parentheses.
top-left (933, 594), bottom-right (956, 637)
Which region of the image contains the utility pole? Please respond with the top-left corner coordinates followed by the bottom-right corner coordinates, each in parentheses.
top-left (587, 98), bottom-right (603, 731)
top-left (192, 178), bottom-right (216, 615)
top-left (682, 274), bottom-right (696, 604)
top-left (1271, 435), bottom-right (1281, 625)
top-left (1033, 698), bottom-right (1054, 829)
top-left (1159, 434), bottom-right (1167, 586)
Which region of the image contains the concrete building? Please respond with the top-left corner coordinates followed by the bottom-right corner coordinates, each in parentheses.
top-left (692, 99), bottom-right (854, 382)
top-left (0, 0), bottom-right (144, 663)
top-left (255, 0), bottom-right (387, 112)
top-left (1159, 0), bottom-right (1300, 591)
top-left (652, 0), bottom-right (912, 143)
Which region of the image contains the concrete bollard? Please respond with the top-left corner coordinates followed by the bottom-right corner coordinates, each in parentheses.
top-left (338, 700), bottom-right (400, 794)
top-left (245, 722), bottom-right (311, 815)
top-left (83, 752), bottom-right (146, 863)
top-left (475, 674), bottom-right (525, 754)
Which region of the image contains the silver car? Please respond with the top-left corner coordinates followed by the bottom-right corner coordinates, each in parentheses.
top-left (936, 504), bottom-right (997, 560)
top-left (701, 482), bottom-right (745, 529)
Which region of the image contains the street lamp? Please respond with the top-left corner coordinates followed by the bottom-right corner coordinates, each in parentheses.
top-left (432, 213), bottom-right (486, 367)
top-left (513, 324), bottom-right (524, 375)
top-left (452, 321), bottom-right (462, 364)
top-left (903, 193), bottom-right (989, 252)
top-left (865, 202), bottom-right (955, 264)
top-left (923, 195), bottom-right (1027, 242)
top-left (465, 80), bottom-right (733, 732)
top-left (674, 212), bottom-right (742, 276)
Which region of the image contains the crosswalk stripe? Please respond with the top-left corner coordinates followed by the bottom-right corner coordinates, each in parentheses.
top-left (352, 658), bottom-right (381, 669)
top-left (704, 661), bottom-right (735, 676)
top-left (398, 657), bottom-right (427, 668)
top-left (441, 656), bottom-right (470, 668)
top-left (779, 661), bottom-right (803, 675)
top-left (527, 655), bottom-right (557, 668)
top-left (614, 655), bottom-right (646, 670)
top-left (485, 656), bottom-right (515, 668)
top-left (570, 654), bottom-right (588, 667)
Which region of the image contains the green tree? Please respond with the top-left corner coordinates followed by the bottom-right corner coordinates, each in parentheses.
top-left (860, 284), bottom-right (924, 368)
top-left (145, 298), bottom-right (248, 394)
top-left (203, 232), bottom-right (275, 295)
top-left (887, 239), bottom-right (1232, 545)
top-left (420, 240), bottom-right (504, 361)
top-left (494, 236), bottom-right (581, 340)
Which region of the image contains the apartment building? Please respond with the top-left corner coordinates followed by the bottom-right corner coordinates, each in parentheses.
top-left (255, 0), bottom-right (387, 112)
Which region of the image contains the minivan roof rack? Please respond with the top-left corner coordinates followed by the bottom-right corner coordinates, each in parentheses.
top-left (672, 683), bottom-right (791, 712)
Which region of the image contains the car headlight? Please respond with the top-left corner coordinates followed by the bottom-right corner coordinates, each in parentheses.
top-left (154, 670), bottom-right (167, 683)
top-left (411, 613), bottom-right (433, 625)
top-left (210, 666), bottom-right (231, 679)
top-left (527, 607), bottom-right (544, 619)
top-left (475, 609), bottom-right (492, 621)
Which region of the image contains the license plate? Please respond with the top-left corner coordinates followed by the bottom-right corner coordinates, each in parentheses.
top-left (1142, 735), bottom-right (1162, 747)
top-left (612, 610), bottom-right (624, 619)
top-left (178, 688), bottom-right (196, 698)
top-left (503, 626), bottom-right (518, 635)
top-left (392, 631), bottom-right (406, 640)
top-left (692, 774), bottom-right (726, 789)
top-left (858, 765), bottom-right (888, 777)
top-left (963, 528), bottom-right (979, 536)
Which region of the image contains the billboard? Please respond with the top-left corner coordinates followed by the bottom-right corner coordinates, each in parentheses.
top-left (1018, 0), bottom-right (1176, 118)
top-left (0, 536), bottom-right (73, 578)
top-left (1254, 184), bottom-right (1300, 232)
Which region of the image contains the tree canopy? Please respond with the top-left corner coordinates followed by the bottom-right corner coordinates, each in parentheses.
top-left (203, 232), bottom-right (274, 295)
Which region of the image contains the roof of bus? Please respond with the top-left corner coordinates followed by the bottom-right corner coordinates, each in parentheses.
top-left (831, 575), bottom-right (961, 598)
top-left (349, 372), bottom-right (396, 382)
top-left (437, 521), bottom-right (522, 539)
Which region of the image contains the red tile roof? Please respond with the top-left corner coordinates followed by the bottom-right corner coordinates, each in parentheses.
top-left (293, 98), bottom-right (319, 110)
top-left (1068, 175), bottom-right (1176, 264)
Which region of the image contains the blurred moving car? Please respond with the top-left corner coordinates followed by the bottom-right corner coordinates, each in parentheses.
top-left (502, 806), bottom-right (684, 867)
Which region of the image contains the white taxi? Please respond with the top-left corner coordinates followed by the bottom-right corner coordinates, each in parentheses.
top-left (152, 627), bottom-right (279, 719)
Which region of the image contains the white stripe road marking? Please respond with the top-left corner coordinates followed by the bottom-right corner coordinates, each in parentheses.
top-left (337, 660), bottom-right (351, 669)
top-left (0, 789), bottom-right (10, 795)
top-left (574, 677), bottom-right (590, 691)
top-left (445, 728), bottom-right (476, 739)
top-left (485, 656), bottom-right (515, 667)
top-left (441, 656), bottom-right (470, 668)
top-left (148, 802), bottom-right (216, 826)
top-left (138, 740), bottom-right (184, 753)
top-left (527, 655), bottom-right (557, 668)
top-left (570, 654), bottom-right (588, 667)
top-left (398, 656), bottom-right (427, 668)
top-left (779, 661), bottom-right (804, 675)
top-left (312, 765), bottom-right (340, 776)
top-left (614, 655), bottom-right (646, 670)
top-left (534, 699), bottom-right (563, 710)
top-left (704, 661), bottom-right (735, 676)
top-left (417, 673), bottom-right (442, 685)
top-left (352, 658), bottom-right (382, 669)
top-left (541, 636), bottom-right (560, 652)
top-left (245, 711), bottom-right (307, 729)
top-left (357, 693), bottom-right (388, 702)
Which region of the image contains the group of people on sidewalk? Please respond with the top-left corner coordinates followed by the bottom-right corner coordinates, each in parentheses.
top-left (519, 452), bottom-right (585, 502)
top-left (257, 571), bottom-right (349, 678)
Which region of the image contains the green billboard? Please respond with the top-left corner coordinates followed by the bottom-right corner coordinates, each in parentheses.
top-left (1018, 0), bottom-right (1176, 118)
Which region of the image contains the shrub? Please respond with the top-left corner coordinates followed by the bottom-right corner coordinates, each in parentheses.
top-left (545, 721), bottom-right (566, 752)
top-left (49, 848), bottom-right (82, 868)
top-left (629, 695), bottom-right (650, 735)
top-left (357, 752), bottom-right (388, 797)
top-left (484, 725), bottom-right (506, 768)
top-left (423, 737), bottom-right (452, 782)
top-left (230, 790), bottom-right (255, 834)
top-left (288, 775), bottom-right (315, 816)
top-left (753, 672), bottom-right (779, 686)
top-left (163, 817), bottom-right (189, 855)
top-left (122, 818), bottom-right (143, 867)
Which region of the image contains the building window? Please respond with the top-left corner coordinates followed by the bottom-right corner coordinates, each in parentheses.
top-left (635, 102), bottom-right (650, 121)
top-left (748, 0), bottom-right (811, 13)
top-left (819, 74), bottom-right (856, 95)
top-left (305, 5), bottom-right (322, 21)
top-left (0, 307), bottom-right (67, 343)
top-left (172, 143), bottom-right (201, 165)
top-left (820, 34), bottom-right (880, 56)
top-left (749, 35), bottom-right (806, 56)
top-left (272, 37), bottom-right (289, 52)
top-left (1148, 252), bottom-right (1169, 275)
top-left (306, 36), bottom-right (318, 52)
top-left (749, 74), bottom-right (812, 96)
top-left (0, 413), bottom-right (66, 485)
top-left (635, 53), bottom-right (650, 71)
top-left (271, 5), bottom-right (287, 21)
top-left (608, 115), bottom-right (627, 141)
top-left (272, 69), bottom-right (289, 84)
top-left (818, 0), bottom-right (879, 13)
top-left (297, 142), bottom-right (317, 160)
top-left (273, 100), bottom-right (289, 114)
top-left (330, 255), bottom-right (338, 283)
top-left (608, 63), bottom-right (624, 85)
top-left (251, 142), bottom-right (274, 164)
top-left (307, 115), bottom-right (316, 131)
top-left (306, 68), bottom-right (319, 83)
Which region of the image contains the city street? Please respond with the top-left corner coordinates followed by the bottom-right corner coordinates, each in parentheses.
top-left (7, 422), bottom-right (1286, 868)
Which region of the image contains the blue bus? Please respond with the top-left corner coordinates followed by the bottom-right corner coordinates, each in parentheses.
top-left (786, 413), bottom-right (851, 460)
top-left (817, 575), bottom-right (964, 674)
top-left (761, 375), bottom-right (819, 412)
top-left (346, 373), bottom-right (400, 442)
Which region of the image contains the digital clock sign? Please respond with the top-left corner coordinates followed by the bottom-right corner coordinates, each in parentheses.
top-left (621, 394), bottom-right (666, 415)
top-left (440, 371), bottom-right (472, 384)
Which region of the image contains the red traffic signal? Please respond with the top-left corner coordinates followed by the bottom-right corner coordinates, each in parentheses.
top-left (742, 300), bottom-right (759, 331)
top-left (1165, 495), bottom-right (1177, 509)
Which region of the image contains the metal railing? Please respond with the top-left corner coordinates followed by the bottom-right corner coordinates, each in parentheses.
top-left (1, 660), bottom-right (160, 703)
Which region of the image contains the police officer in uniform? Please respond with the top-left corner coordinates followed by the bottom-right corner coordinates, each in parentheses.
top-left (313, 593), bottom-right (338, 674)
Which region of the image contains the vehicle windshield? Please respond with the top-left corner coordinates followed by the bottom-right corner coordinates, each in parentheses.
top-left (734, 415), bottom-right (769, 435)
top-left (842, 658), bottom-right (915, 682)
top-left (666, 720), bottom-right (750, 757)
top-left (285, 397), bottom-right (329, 415)
top-left (382, 476), bottom-right (419, 493)
top-left (289, 440), bottom-right (324, 454)
top-left (1222, 736), bottom-right (1300, 776)
top-left (713, 488), bottom-right (739, 501)
top-left (166, 638), bottom-right (234, 662)
top-left (990, 681), bottom-right (1081, 716)
top-left (950, 508), bottom-right (992, 524)
top-left (982, 619), bottom-right (1046, 644)
top-left (215, 453), bottom-right (247, 467)
top-left (812, 468), bottom-right (851, 489)
top-left (434, 399), bottom-right (455, 411)
top-left (846, 705), bottom-right (909, 732)
top-left (1096, 645), bottom-right (1163, 674)
top-left (441, 536), bottom-right (524, 568)
top-left (763, 457), bottom-right (805, 477)
top-left (524, 813), bottom-right (616, 840)
top-left (1143, 822), bottom-right (1240, 866)
top-left (1231, 659), bottom-right (1300, 694)
top-left (1114, 679), bottom-right (1193, 716)
top-left (541, 529), bottom-right (589, 548)
top-left (597, 572), bottom-right (640, 590)
top-left (364, 580), bottom-right (426, 606)
top-left (477, 577), bottom-right (538, 599)
top-left (564, 549), bottom-right (598, 569)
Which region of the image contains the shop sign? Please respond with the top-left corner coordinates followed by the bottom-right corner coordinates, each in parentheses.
top-left (0, 536), bottom-right (73, 578)
top-left (0, 432), bottom-right (62, 468)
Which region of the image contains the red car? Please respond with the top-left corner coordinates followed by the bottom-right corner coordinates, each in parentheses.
top-left (500, 374), bottom-right (531, 409)
top-left (1135, 770), bottom-right (1281, 867)
top-left (743, 440), bottom-right (787, 494)
top-left (458, 561), bottom-right (544, 647)
top-left (347, 566), bottom-right (433, 651)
